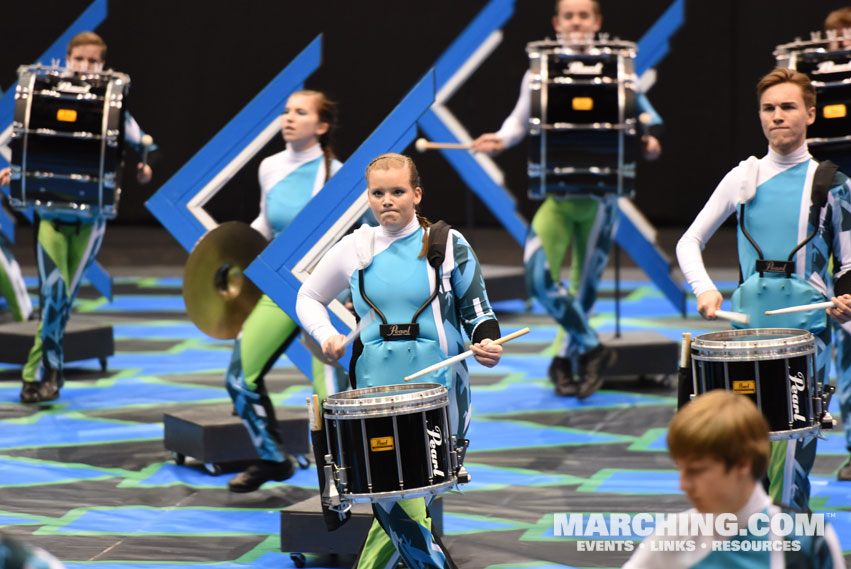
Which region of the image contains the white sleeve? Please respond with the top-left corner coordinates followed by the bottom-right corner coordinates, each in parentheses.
top-left (250, 158), bottom-right (273, 241)
top-left (296, 239), bottom-right (356, 345)
top-left (495, 71), bottom-right (531, 149)
top-left (675, 168), bottom-right (740, 298)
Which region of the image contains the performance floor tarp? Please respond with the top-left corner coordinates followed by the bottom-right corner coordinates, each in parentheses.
top-left (0, 277), bottom-right (849, 568)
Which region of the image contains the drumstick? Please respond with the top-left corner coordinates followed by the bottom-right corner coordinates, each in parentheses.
top-left (414, 138), bottom-right (472, 153)
top-left (714, 309), bottom-right (750, 324)
top-left (403, 327), bottom-right (530, 382)
top-left (306, 394), bottom-right (322, 431)
top-left (342, 310), bottom-right (376, 348)
top-left (764, 301), bottom-right (835, 316)
top-left (140, 134), bottom-right (153, 168)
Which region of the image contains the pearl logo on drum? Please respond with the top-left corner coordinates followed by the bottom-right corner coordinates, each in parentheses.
top-left (56, 80), bottom-right (92, 94)
top-left (565, 61), bottom-right (604, 75)
top-left (789, 372), bottom-right (807, 423)
top-left (813, 60), bottom-right (851, 75)
top-left (427, 425), bottom-right (445, 477)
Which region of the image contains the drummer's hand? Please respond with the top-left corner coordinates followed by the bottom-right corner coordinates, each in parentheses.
top-left (828, 294), bottom-right (851, 324)
top-left (472, 133), bottom-right (505, 156)
top-left (136, 163), bottom-right (152, 185)
top-left (471, 338), bottom-right (502, 368)
top-left (321, 334), bottom-right (347, 361)
top-left (642, 135), bottom-right (662, 161)
top-left (0, 168), bottom-right (10, 187)
top-left (697, 290), bottom-right (723, 320)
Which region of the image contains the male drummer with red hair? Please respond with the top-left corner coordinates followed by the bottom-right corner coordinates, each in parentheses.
top-left (473, 0), bottom-right (663, 399)
top-left (676, 67), bottom-right (851, 510)
top-left (0, 31), bottom-right (157, 403)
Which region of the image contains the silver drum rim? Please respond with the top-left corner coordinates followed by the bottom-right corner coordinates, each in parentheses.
top-left (690, 328), bottom-right (814, 361)
top-left (324, 383), bottom-right (448, 418)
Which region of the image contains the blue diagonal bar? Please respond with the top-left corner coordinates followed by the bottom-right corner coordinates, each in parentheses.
top-left (246, 72), bottom-right (436, 370)
top-left (635, 0), bottom-right (685, 77)
top-left (146, 35), bottom-right (322, 252)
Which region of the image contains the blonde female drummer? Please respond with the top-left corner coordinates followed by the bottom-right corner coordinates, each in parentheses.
top-left (297, 153), bottom-right (502, 569)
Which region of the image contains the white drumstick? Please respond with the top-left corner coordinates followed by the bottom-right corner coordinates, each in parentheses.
top-left (403, 327), bottom-right (530, 382)
top-left (714, 309), bottom-right (750, 324)
top-left (342, 310), bottom-right (376, 348)
top-left (764, 301), bottom-right (835, 316)
top-left (415, 137), bottom-right (472, 153)
top-left (140, 134), bottom-right (153, 167)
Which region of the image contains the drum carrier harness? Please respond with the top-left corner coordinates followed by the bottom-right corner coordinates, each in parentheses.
top-left (349, 221), bottom-right (451, 383)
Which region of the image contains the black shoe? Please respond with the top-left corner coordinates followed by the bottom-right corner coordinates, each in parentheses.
top-left (37, 369), bottom-right (61, 402)
top-left (838, 456), bottom-right (851, 481)
top-left (228, 458), bottom-right (296, 493)
top-left (548, 357), bottom-right (577, 396)
top-left (577, 345), bottom-right (616, 400)
top-left (20, 381), bottom-right (40, 403)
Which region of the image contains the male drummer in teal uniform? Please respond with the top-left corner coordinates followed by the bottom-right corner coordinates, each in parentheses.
top-left (0, 31), bottom-right (157, 403)
top-left (472, 0), bottom-right (663, 399)
top-left (297, 153), bottom-right (503, 569)
top-left (677, 67), bottom-right (851, 510)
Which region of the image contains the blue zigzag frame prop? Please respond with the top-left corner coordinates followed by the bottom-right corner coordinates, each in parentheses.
top-left (0, 0), bottom-right (112, 298)
top-left (420, 0), bottom-right (686, 313)
top-left (246, 72), bottom-right (436, 370)
top-left (145, 36), bottom-right (322, 378)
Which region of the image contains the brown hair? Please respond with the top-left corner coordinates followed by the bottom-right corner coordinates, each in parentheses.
top-left (825, 7), bottom-right (851, 31)
top-left (67, 31), bottom-right (106, 59)
top-left (554, 0), bottom-right (601, 16)
top-left (668, 390), bottom-right (770, 480)
top-left (291, 89), bottom-right (338, 182)
top-left (756, 67), bottom-right (816, 110)
top-left (365, 153), bottom-right (430, 257)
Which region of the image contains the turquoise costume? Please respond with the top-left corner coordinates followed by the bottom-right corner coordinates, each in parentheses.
top-left (297, 218), bottom-right (499, 569)
top-left (678, 145), bottom-right (851, 510)
top-left (225, 145), bottom-right (344, 465)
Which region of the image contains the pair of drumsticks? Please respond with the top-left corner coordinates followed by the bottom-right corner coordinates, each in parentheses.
top-left (713, 301), bottom-right (837, 325)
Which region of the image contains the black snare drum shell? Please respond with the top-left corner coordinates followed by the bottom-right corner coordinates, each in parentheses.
top-left (692, 354), bottom-right (814, 432)
top-left (328, 407), bottom-right (452, 496)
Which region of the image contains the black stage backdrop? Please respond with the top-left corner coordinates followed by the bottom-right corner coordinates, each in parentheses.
top-left (2, 0), bottom-right (849, 232)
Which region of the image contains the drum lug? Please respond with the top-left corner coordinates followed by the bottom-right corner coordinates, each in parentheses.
top-left (457, 465), bottom-right (471, 485)
top-left (819, 411), bottom-right (836, 433)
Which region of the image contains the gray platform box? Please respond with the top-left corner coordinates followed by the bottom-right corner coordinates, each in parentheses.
top-left (0, 320), bottom-right (113, 369)
top-left (600, 330), bottom-right (679, 378)
top-left (163, 406), bottom-right (310, 470)
top-left (281, 495), bottom-right (443, 556)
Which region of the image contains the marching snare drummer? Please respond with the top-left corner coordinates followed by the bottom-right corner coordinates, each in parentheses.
top-left (297, 153), bottom-right (502, 569)
top-left (676, 67), bottom-right (851, 510)
top-left (0, 31), bottom-right (157, 404)
top-left (473, 0), bottom-right (663, 399)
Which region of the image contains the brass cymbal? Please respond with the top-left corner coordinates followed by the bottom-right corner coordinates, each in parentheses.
top-left (183, 221), bottom-right (267, 339)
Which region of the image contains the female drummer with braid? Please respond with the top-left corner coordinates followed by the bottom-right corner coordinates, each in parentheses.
top-left (224, 89), bottom-right (347, 493)
top-left (296, 153), bottom-right (502, 569)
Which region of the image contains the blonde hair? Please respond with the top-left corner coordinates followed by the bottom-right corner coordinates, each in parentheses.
top-left (67, 31), bottom-right (106, 59)
top-left (825, 7), bottom-right (851, 31)
top-left (668, 390), bottom-right (770, 480)
top-left (757, 67), bottom-right (816, 110)
top-left (365, 153), bottom-right (430, 257)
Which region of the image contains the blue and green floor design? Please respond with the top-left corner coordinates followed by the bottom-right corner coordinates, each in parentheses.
top-left (0, 277), bottom-right (849, 568)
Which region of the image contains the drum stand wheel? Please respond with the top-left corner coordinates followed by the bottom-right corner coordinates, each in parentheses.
top-left (295, 454), bottom-right (311, 469)
top-left (204, 462), bottom-right (222, 476)
top-left (171, 451), bottom-right (185, 466)
top-left (289, 553), bottom-right (306, 568)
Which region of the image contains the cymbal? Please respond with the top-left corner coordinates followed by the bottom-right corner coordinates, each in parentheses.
top-left (183, 221), bottom-right (267, 339)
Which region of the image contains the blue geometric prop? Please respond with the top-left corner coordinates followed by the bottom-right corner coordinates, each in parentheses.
top-left (145, 36), bottom-right (322, 379)
top-left (146, 36), bottom-right (322, 252)
top-left (246, 72), bottom-right (437, 369)
top-left (635, 0), bottom-right (685, 77)
top-left (0, 0), bottom-right (113, 298)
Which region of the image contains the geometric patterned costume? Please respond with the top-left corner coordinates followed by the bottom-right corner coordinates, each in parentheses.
top-left (298, 217), bottom-right (500, 569)
top-left (677, 143), bottom-right (851, 510)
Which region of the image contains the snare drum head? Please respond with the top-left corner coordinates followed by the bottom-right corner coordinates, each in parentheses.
top-left (690, 328), bottom-right (814, 359)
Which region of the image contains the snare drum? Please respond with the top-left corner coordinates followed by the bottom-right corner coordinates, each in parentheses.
top-left (8, 64), bottom-right (130, 219)
top-left (322, 383), bottom-right (466, 504)
top-left (690, 328), bottom-right (830, 440)
top-left (527, 37), bottom-right (639, 199)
